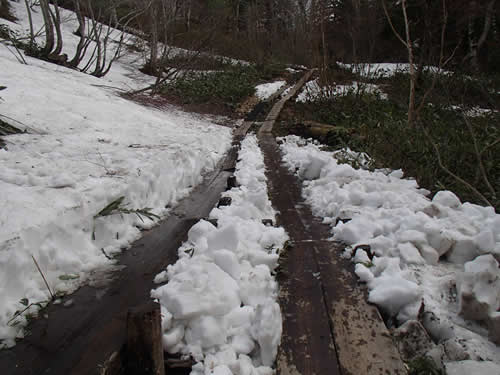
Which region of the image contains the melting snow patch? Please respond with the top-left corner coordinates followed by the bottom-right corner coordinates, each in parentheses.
top-left (279, 135), bottom-right (500, 369)
top-left (255, 81), bottom-right (286, 100)
top-left (338, 62), bottom-right (452, 78)
top-left (152, 135), bottom-right (288, 373)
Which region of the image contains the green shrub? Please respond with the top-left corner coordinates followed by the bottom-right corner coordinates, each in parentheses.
top-left (408, 356), bottom-right (443, 375)
top-left (159, 52), bottom-right (235, 71)
top-left (161, 64), bottom-right (261, 108)
top-left (380, 70), bottom-right (500, 110)
top-left (287, 83), bottom-right (499, 211)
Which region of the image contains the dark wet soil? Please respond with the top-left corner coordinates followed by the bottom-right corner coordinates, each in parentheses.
top-left (124, 93), bottom-right (237, 125)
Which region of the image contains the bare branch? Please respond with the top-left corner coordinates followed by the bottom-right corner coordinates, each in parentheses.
top-left (381, 0), bottom-right (407, 48)
top-left (422, 126), bottom-right (493, 207)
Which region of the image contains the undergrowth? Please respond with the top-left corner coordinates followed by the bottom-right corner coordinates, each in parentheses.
top-left (283, 70), bottom-right (499, 211)
top-left (160, 52), bottom-right (235, 71)
top-left (160, 63), bottom-right (285, 109)
top-left (381, 71), bottom-right (500, 110)
top-left (407, 356), bottom-right (444, 375)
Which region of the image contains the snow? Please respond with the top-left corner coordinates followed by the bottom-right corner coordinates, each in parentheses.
top-left (458, 255), bottom-right (500, 321)
top-left (255, 81), bottom-right (286, 100)
top-left (279, 135), bottom-right (500, 368)
top-left (450, 105), bottom-right (498, 118)
top-left (338, 62), bottom-right (452, 78)
top-left (296, 79), bottom-right (386, 102)
top-left (0, 2), bottom-right (232, 348)
top-left (151, 135), bottom-right (288, 373)
top-left (446, 360), bottom-right (500, 375)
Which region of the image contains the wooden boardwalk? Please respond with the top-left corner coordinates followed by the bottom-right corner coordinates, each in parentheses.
top-left (0, 69), bottom-right (407, 375)
top-left (258, 71), bottom-right (407, 375)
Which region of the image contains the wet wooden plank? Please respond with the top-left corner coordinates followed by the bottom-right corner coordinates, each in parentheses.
top-left (276, 240), bottom-right (340, 375)
top-left (259, 134), bottom-right (406, 375)
top-left (259, 135), bottom-right (341, 375)
top-left (314, 243), bottom-right (408, 375)
top-left (259, 69), bottom-right (315, 135)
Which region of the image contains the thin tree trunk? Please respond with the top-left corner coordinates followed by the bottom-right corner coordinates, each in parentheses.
top-left (50, 0), bottom-right (64, 56)
top-left (185, 0), bottom-right (192, 31)
top-left (320, 0), bottom-right (328, 73)
top-left (24, 0), bottom-right (35, 50)
top-left (235, 0), bottom-right (240, 32)
top-left (70, 0), bottom-right (86, 67)
top-left (149, 1), bottom-right (158, 74)
top-left (39, 0), bottom-right (55, 56)
top-left (401, 0), bottom-right (416, 127)
top-left (465, 0), bottom-right (496, 71)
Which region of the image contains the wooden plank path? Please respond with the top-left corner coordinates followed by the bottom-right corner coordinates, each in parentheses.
top-left (258, 71), bottom-right (407, 375)
top-left (0, 69), bottom-right (406, 375)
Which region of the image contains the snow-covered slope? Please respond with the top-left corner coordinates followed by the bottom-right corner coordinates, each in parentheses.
top-left (0, 3), bottom-right (232, 348)
top-left (279, 136), bottom-right (500, 372)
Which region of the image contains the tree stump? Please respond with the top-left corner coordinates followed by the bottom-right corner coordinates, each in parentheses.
top-left (227, 175), bottom-right (238, 190)
top-left (125, 302), bottom-right (165, 375)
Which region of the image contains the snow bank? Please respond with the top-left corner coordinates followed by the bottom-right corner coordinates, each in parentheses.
top-left (296, 79), bottom-right (386, 102)
top-left (0, 3), bottom-right (232, 348)
top-left (279, 135), bottom-right (500, 367)
top-left (152, 135), bottom-right (288, 374)
top-left (255, 81), bottom-right (286, 100)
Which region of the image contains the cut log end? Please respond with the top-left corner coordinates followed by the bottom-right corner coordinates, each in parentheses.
top-left (125, 302), bottom-right (165, 375)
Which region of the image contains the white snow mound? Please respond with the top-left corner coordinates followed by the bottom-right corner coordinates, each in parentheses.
top-left (152, 135), bottom-right (288, 373)
top-left (279, 135), bottom-right (500, 368)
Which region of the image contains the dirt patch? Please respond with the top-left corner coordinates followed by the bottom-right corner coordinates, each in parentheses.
top-left (237, 95), bottom-right (260, 117)
top-left (122, 93), bottom-right (236, 127)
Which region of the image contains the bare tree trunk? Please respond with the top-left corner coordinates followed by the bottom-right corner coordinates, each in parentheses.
top-left (110, 1), bottom-right (118, 25)
top-left (70, 0), bottom-right (86, 67)
top-left (39, 0), bottom-right (55, 56)
top-left (321, 1), bottom-right (328, 72)
top-left (351, 0), bottom-right (361, 63)
top-left (465, 0), bottom-right (497, 71)
top-left (185, 0), bottom-right (192, 31)
top-left (24, 0), bottom-right (35, 50)
top-left (0, 0), bottom-right (10, 17)
top-left (401, 0), bottom-right (416, 127)
top-left (235, 0), bottom-right (240, 32)
top-left (382, 0), bottom-right (416, 127)
top-left (50, 0), bottom-right (64, 56)
top-left (149, 1), bottom-right (159, 74)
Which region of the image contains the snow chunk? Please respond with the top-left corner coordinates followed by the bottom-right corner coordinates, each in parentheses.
top-left (433, 191), bottom-right (461, 209)
top-left (458, 254), bottom-right (500, 322)
top-left (369, 275), bottom-right (422, 317)
top-left (251, 303), bottom-right (282, 366)
top-left (152, 259), bottom-right (240, 319)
